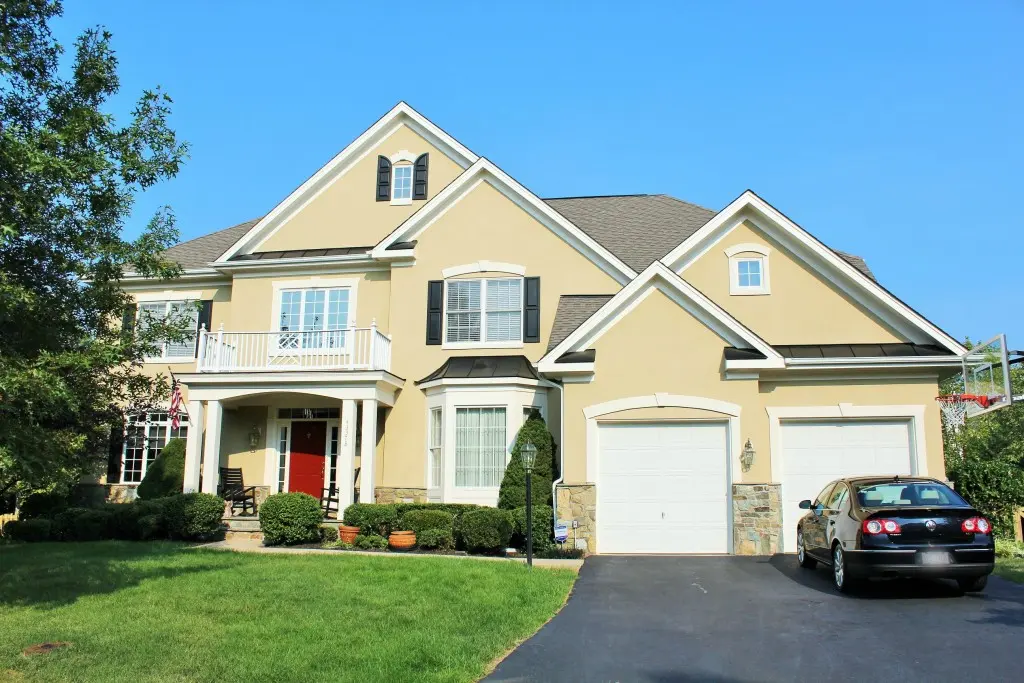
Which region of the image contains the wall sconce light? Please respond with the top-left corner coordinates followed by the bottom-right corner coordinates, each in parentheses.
top-left (248, 425), bottom-right (262, 452)
top-left (741, 439), bottom-right (756, 472)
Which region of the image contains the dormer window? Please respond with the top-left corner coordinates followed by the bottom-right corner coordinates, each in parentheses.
top-left (725, 243), bottom-right (771, 295)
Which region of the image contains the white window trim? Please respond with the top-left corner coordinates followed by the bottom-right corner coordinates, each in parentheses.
top-left (391, 163), bottom-right (413, 205)
top-left (441, 261), bottom-right (527, 278)
top-left (427, 407), bottom-right (444, 492)
top-left (424, 386), bottom-right (548, 505)
top-left (442, 277), bottom-right (525, 350)
top-left (138, 299), bottom-right (201, 363)
top-left (726, 244), bottom-right (771, 296)
top-left (121, 411), bottom-right (189, 485)
top-left (270, 277), bottom-right (359, 356)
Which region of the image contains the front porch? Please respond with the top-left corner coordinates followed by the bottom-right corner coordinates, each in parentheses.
top-left (175, 370), bottom-right (405, 514)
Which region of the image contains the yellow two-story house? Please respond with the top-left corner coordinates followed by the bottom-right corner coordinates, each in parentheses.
top-left (115, 102), bottom-right (966, 555)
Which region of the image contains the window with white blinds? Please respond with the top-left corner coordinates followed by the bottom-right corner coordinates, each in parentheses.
top-left (445, 278), bottom-right (522, 344)
top-left (454, 407), bottom-right (507, 487)
top-left (429, 408), bottom-right (443, 488)
top-left (138, 300), bottom-right (200, 359)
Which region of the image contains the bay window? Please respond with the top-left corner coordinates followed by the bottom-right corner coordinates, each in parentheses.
top-left (429, 408), bottom-right (443, 489)
top-left (454, 407), bottom-right (507, 487)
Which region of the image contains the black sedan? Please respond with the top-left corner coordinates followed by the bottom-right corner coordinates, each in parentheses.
top-left (796, 476), bottom-right (995, 593)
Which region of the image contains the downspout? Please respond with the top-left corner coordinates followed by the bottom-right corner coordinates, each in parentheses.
top-left (550, 378), bottom-right (565, 533)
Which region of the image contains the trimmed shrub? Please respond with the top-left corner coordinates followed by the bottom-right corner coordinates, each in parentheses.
top-left (3, 518), bottom-right (52, 542)
top-left (137, 438), bottom-right (186, 499)
top-left (259, 493), bottom-right (323, 546)
top-left (18, 491), bottom-right (69, 520)
top-left (417, 527), bottom-right (455, 551)
top-left (66, 509), bottom-right (113, 541)
top-left (164, 493), bottom-right (225, 541)
top-left (343, 503), bottom-right (399, 537)
top-left (460, 508), bottom-right (512, 554)
top-left (353, 534), bottom-right (388, 550)
top-left (498, 413), bottom-right (556, 510)
top-left (511, 505), bottom-right (554, 552)
top-left (323, 539), bottom-right (353, 550)
top-left (137, 514), bottom-right (164, 540)
top-left (537, 546), bottom-right (585, 559)
top-left (321, 525), bottom-right (339, 543)
top-left (399, 509), bottom-right (454, 536)
top-left (109, 500), bottom-right (170, 540)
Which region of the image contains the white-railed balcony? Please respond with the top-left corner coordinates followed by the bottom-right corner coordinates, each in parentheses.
top-left (197, 322), bottom-right (392, 373)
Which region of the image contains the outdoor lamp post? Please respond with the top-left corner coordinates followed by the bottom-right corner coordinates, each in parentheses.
top-left (521, 440), bottom-right (538, 568)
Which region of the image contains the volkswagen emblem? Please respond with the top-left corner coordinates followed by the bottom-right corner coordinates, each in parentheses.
top-left (925, 520), bottom-right (937, 531)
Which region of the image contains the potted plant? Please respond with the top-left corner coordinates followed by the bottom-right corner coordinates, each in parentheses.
top-left (338, 524), bottom-right (360, 544)
top-left (388, 530), bottom-right (416, 550)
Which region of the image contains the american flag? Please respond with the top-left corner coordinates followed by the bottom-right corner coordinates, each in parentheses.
top-left (170, 379), bottom-right (183, 430)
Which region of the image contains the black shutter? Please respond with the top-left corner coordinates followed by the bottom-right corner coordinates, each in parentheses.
top-left (426, 280), bottom-right (443, 345)
top-left (121, 303), bottom-right (137, 339)
top-left (413, 153), bottom-right (429, 199)
top-left (524, 277), bottom-right (541, 343)
top-left (106, 423), bottom-right (124, 483)
top-left (195, 300), bottom-right (213, 357)
top-left (376, 156), bottom-right (392, 201)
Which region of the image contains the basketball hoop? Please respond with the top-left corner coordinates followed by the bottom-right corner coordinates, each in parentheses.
top-left (936, 394), bottom-right (993, 430)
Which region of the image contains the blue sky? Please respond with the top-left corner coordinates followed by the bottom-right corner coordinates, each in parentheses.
top-left (55, 1), bottom-right (1022, 347)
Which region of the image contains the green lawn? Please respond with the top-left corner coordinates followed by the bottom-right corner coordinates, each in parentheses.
top-left (995, 557), bottom-right (1024, 584)
top-left (0, 542), bottom-right (576, 682)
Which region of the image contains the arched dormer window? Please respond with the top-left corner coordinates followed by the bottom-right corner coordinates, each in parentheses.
top-left (725, 243), bottom-right (771, 295)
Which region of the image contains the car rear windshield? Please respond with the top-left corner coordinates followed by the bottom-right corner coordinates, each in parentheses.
top-left (855, 482), bottom-right (968, 507)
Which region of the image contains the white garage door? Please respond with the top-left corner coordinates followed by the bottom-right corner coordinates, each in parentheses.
top-left (780, 420), bottom-right (913, 552)
top-left (598, 422), bottom-right (729, 554)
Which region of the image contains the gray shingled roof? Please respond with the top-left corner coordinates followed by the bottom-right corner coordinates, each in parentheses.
top-left (547, 294), bottom-right (614, 353)
top-left (416, 355), bottom-right (539, 384)
top-left (161, 218), bottom-right (260, 270)
top-left (157, 196), bottom-right (875, 282)
top-left (545, 194), bottom-right (715, 273)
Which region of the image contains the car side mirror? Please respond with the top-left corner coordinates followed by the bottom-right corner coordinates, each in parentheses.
top-left (798, 499), bottom-right (812, 510)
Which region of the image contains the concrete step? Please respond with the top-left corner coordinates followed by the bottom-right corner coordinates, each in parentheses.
top-left (224, 517), bottom-right (261, 532)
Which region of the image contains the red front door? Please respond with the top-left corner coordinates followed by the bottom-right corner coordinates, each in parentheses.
top-left (289, 421), bottom-right (327, 497)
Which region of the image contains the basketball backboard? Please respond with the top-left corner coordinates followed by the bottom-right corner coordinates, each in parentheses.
top-left (960, 334), bottom-right (1013, 417)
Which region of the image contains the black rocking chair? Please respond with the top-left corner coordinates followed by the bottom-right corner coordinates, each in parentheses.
top-left (218, 467), bottom-right (258, 516)
top-left (321, 486), bottom-right (340, 520)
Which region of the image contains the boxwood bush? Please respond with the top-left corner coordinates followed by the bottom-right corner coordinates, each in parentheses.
top-left (511, 504), bottom-right (554, 552)
top-left (343, 503), bottom-right (399, 537)
top-left (62, 508), bottom-right (113, 541)
top-left (259, 493), bottom-right (323, 546)
top-left (164, 493), bottom-right (225, 540)
top-left (321, 525), bottom-right (339, 543)
top-left (399, 509), bottom-right (454, 536)
top-left (137, 438), bottom-right (186, 499)
top-left (416, 527), bottom-right (455, 551)
top-left (3, 518), bottom-right (52, 542)
top-left (17, 490), bottom-right (69, 520)
top-left (460, 508), bottom-right (512, 554)
top-left (353, 533), bottom-right (388, 550)
top-left (108, 500), bottom-right (170, 540)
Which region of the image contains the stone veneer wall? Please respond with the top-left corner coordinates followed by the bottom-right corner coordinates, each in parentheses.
top-left (555, 484), bottom-right (596, 554)
top-left (732, 483), bottom-right (782, 555)
top-left (368, 487), bottom-right (428, 504)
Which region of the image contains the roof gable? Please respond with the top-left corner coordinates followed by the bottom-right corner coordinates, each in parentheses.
top-left (538, 261), bottom-right (783, 370)
top-left (215, 102), bottom-right (478, 263)
top-left (660, 190), bottom-right (966, 355)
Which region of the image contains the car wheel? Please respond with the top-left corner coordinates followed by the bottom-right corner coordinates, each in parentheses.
top-left (797, 529), bottom-right (816, 569)
top-left (832, 544), bottom-right (856, 593)
top-left (957, 575), bottom-right (988, 593)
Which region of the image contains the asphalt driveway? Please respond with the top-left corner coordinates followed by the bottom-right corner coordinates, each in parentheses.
top-left (487, 555), bottom-right (1023, 682)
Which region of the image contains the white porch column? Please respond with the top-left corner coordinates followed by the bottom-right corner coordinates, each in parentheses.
top-left (182, 400), bottom-right (205, 493)
top-left (359, 399), bottom-right (378, 504)
top-left (201, 400), bottom-right (224, 494)
top-left (339, 399), bottom-right (357, 510)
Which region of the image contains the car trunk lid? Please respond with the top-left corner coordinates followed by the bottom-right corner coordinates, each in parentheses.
top-left (863, 507), bottom-right (979, 543)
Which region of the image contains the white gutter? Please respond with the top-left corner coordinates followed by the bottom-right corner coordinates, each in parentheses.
top-left (550, 378), bottom-right (565, 537)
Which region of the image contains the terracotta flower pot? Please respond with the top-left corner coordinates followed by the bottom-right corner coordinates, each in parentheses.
top-left (339, 526), bottom-right (360, 544)
top-left (389, 530), bottom-right (416, 550)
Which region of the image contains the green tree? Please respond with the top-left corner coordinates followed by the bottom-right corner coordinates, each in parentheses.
top-left (0, 1), bottom-right (188, 499)
top-left (498, 411), bottom-right (556, 509)
top-left (942, 343), bottom-right (1024, 537)
top-left (136, 438), bottom-right (186, 499)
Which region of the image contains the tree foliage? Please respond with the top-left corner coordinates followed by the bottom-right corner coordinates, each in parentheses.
top-left (0, 1), bottom-right (188, 498)
top-left (942, 348), bottom-right (1024, 537)
top-left (498, 411), bottom-right (556, 510)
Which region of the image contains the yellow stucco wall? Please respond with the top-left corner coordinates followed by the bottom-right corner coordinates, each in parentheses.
top-left (561, 287), bottom-right (945, 485)
top-left (681, 220), bottom-right (904, 344)
top-left (256, 124), bottom-right (464, 252)
top-left (382, 180), bottom-right (622, 488)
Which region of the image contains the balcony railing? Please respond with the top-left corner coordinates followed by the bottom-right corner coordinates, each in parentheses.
top-left (197, 323), bottom-right (392, 373)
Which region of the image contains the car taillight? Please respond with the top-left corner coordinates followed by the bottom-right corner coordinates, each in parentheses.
top-left (961, 517), bottom-right (991, 534)
top-left (863, 519), bottom-right (901, 535)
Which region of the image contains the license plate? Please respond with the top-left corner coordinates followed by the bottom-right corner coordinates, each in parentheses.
top-left (919, 551), bottom-right (951, 566)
